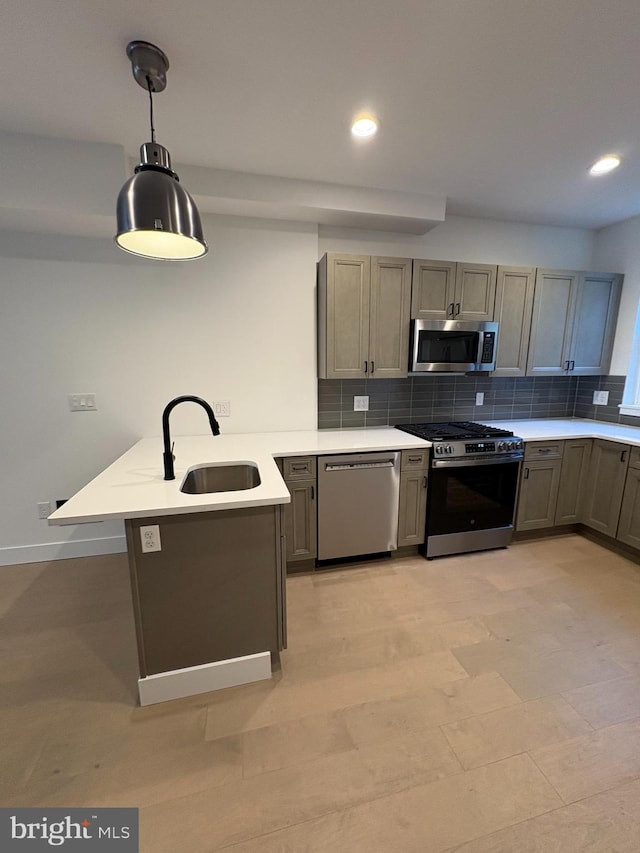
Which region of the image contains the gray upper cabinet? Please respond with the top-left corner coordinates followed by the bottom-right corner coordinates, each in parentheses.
top-left (318, 253), bottom-right (411, 379)
top-left (569, 271), bottom-right (622, 375)
top-left (493, 266), bottom-right (536, 377)
top-left (411, 260), bottom-right (496, 321)
top-left (526, 269), bottom-right (579, 376)
top-left (527, 268), bottom-right (622, 377)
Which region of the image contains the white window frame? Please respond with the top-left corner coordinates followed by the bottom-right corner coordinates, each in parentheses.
top-left (620, 300), bottom-right (640, 416)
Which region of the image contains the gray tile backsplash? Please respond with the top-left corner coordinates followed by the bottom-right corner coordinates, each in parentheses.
top-left (318, 374), bottom-right (635, 429)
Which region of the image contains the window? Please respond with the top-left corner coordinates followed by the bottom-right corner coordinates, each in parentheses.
top-left (620, 300), bottom-right (640, 416)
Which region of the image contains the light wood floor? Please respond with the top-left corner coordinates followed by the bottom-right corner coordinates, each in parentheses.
top-left (3, 534), bottom-right (640, 851)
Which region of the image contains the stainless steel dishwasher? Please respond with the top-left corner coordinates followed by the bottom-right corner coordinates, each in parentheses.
top-left (317, 452), bottom-right (401, 560)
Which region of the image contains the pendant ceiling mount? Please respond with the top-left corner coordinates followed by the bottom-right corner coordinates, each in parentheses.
top-left (115, 39), bottom-right (207, 261)
top-left (126, 40), bottom-right (170, 93)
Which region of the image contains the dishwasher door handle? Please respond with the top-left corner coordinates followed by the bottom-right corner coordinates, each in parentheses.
top-left (324, 460), bottom-right (395, 471)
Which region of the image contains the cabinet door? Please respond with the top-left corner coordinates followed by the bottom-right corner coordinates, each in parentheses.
top-left (493, 266), bottom-right (536, 377)
top-left (555, 439), bottom-right (592, 524)
top-left (411, 259), bottom-right (456, 319)
top-left (398, 469), bottom-right (428, 546)
top-left (454, 263), bottom-right (497, 321)
top-left (516, 460), bottom-right (561, 531)
top-left (569, 272), bottom-right (623, 375)
top-left (318, 253), bottom-right (370, 379)
top-left (617, 467), bottom-right (640, 549)
top-left (369, 257), bottom-right (412, 378)
top-left (583, 440), bottom-right (630, 536)
top-left (283, 479), bottom-right (317, 563)
top-left (527, 269), bottom-right (579, 376)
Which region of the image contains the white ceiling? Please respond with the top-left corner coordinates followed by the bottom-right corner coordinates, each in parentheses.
top-left (3, 0), bottom-right (640, 230)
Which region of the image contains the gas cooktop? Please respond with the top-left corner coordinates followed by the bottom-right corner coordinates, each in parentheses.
top-left (395, 421), bottom-right (515, 441)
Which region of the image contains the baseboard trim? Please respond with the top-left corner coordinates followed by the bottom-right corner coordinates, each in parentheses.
top-left (0, 536), bottom-right (127, 567)
top-left (138, 651), bottom-right (272, 706)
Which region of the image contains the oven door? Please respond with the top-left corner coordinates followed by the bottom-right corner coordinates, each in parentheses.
top-left (427, 457), bottom-right (521, 538)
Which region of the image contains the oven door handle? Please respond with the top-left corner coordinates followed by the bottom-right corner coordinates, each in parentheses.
top-left (432, 455), bottom-right (523, 469)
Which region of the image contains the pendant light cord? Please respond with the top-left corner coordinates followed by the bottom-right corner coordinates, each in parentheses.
top-left (146, 75), bottom-right (156, 143)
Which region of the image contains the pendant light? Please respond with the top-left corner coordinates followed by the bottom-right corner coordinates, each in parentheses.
top-left (115, 41), bottom-right (207, 260)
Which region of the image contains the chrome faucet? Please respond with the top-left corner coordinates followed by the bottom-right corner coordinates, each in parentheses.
top-left (162, 395), bottom-right (221, 480)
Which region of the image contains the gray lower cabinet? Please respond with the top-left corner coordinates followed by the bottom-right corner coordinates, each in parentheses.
top-left (411, 259), bottom-right (496, 321)
top-left (493, 266), bottom-right (535, 377)
top-left (278, 456), bottom-right (317, 566)
top-left (582, 440), bottom-right (630, 536)
top-left (527, 268), bottom-right (622, 377)
top-left (516, 442), bottom-right (563, 531)
top-left (125, 506), bottom-right (286, 678)
top-left (617, 444), bottom-right (640, 549)
top-left (555, 439), bottom-right (592, 524)
top-left (397, 449), bottom-right (429, 546)
top-left (317, 253), bottom-right (411, 379)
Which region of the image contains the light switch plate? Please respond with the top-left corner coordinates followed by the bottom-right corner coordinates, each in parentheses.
top-left (69, 393), bottom-right (97, 412)
top-left (593, 390), bottom-right (609, 405)
top-left (353, 395), bottom-right (369, 411)
top-left (475, 392), bottom-right (484, 405)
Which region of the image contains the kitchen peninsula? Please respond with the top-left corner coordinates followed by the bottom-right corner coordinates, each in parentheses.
top-left (49, 428), bottom-right (428, 706)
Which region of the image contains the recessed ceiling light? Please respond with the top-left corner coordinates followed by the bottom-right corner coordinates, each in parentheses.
top-left (351, 115), bottom-right (378, 138)
top-left (589, 155), bottom-right (621, 176)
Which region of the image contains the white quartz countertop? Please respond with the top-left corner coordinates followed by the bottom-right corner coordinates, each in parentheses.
top-left (483, 418), bottom-right (640, 445)
top-left (49, 428), bottom-right (429, 525)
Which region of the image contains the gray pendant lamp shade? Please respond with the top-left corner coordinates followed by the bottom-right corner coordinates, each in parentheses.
top-left (116, 143), bottom-right (207, 260)
top-left (115, 41), bottom-right (207, 261)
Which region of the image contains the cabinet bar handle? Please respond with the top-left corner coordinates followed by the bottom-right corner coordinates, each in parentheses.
top-left (364, 361), bottom-right (368, 374)
top-left (524, 467), bottom-right (530, 479)
top-left (538, 448), bottom-right (552, 454)
top-left (455, 302), bottom-right (461, 317)
top-left (621, 451), bottom-right (627, 462)
top-left (563, 360), bottom-right (569, 371)
top-left (423, 475), bottom-right (428, 488)
top-left (408, 455), bottom-right (422, 462)
top-left (311, 485), bottom-right (315, 499)
top-left (448, 302), bottom-right (454, 317)
top-left (570, 360), bottom-right (575, 371)
top-left (371, 361), bottom-right (375, 374)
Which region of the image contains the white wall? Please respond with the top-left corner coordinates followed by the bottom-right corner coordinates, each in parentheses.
top-left (592, 214), bottom-right (640, 376)
top-left (319, 215), bottom-right (594, 269)
top-left (0, 215), bottom-right (318, 564)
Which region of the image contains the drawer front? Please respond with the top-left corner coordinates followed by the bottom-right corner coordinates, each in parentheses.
top-left (401, 449), bottom-right (429, 470)
top-left (629, 447), bottom-right (640, 470)
top-left (282, 456), bottom-right (317, 481)
top-left (524, 441), bottom-right (564, 461)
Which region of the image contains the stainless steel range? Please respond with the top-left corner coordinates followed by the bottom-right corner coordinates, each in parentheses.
top-left (395, 422), bottom-right (524, 558)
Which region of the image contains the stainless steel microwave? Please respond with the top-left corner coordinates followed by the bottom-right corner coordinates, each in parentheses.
top-left (410, 319), bottom-right (499, 373)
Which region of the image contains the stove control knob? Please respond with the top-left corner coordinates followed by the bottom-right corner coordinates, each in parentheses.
top-left (498, 441), bottom-right (505, 451)
top-left (506, 441), bottom-right (513, 450)
top-left (516, 440), bottom-right (523, 449)
top-left (446, 445), bottom-right (452, 454)
top-left (435, 445), bottom-right (442, 455)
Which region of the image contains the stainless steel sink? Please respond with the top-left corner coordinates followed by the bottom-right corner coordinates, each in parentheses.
top-left (180, 463), bottom-right (261, 494)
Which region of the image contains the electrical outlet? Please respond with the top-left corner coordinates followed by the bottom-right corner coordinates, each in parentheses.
top-left (593, 390), bottom-right (609, 405)
top-left (353, 395), bottom-right (369, 411)
top-left (214, 400), bottom-right (231, 417)
top-left (140, 524), bottom-right (161, 553)
top-left (69, 393), bottom-right (97, 412)
top-left (37, 501), bottom-right (51, 520)
top-left (475, 392), bottom-right (484, 406)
